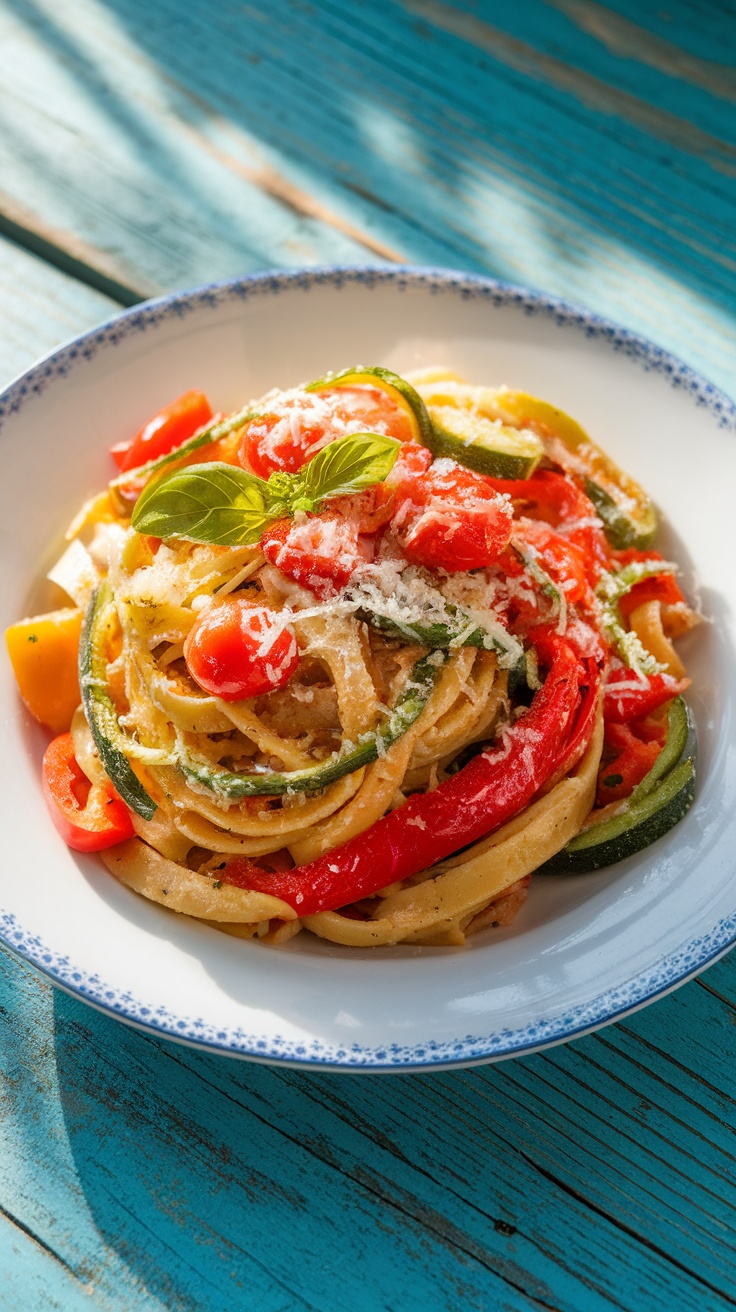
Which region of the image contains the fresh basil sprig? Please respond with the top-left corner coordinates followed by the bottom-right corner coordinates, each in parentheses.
top-left (131, 432), bottom-right (400, 546)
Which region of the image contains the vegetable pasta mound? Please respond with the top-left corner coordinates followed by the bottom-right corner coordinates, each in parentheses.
top-left (7, 367), bottom-right (698, 948)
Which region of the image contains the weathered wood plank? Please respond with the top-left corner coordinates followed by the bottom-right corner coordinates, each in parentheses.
top-left (0, 233), bottom-right (119, 387)
top-left (0, 1211), bottom-right (120, 1312)
top-left (0, 951), bottom-right (540, 1312)
top-left (0, 0), bottom-right (734, 393)
top-left (595, 1), bottom-right (736, 68)
top-left (546, 0), bottom-right (736, 101)
top-left (2, 944), bottom-right (735, 1312)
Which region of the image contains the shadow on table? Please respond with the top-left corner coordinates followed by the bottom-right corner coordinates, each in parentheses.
top-left (49, 981), bottom-right (531, 1312)
top-left (47, 940), bottom-right (736, 1312)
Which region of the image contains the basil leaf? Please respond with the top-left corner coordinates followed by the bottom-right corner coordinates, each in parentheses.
top-left (300, 432), bottom-right (400, 505)
top-left (131, 462), bottom-right (274, 545)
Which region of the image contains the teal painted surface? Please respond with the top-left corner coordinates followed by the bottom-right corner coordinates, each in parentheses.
top-left (2, 947), bottom-right (736, 1311)
top-left (1, 1), bottom-right (735, 1307)
top-left (0, 0), bottom-right (734, 388)
top-left (0, 235), bottom-right (117, 383)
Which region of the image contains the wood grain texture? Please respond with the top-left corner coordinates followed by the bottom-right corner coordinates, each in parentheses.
top-left (0, 234), bottom-right (118, 386)
top-left (2, 946), bottom-right (736, 1312)
top-left (0, 0), bottom-right (734, 391)
top-left (1, 2), bottom-right (736, 1308)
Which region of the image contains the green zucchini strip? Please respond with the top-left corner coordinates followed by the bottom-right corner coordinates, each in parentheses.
top-left (596, 559), bottom-right (677, 673)
top-left (360, 608), bottom-right (523, 670)
top-left (424, 406), bottom-right (543, 480)
top-left (177, 652), bottom-right (442, 800)
top-left (584, 478), bottom-right (657, 552)
top-left (540, 697), bottom-right (696, 874)
top-left (79, 584), bottom-right (168, 819)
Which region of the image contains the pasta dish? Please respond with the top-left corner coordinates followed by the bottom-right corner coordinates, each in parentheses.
top-left (6, 366), bottom-right (699, 947)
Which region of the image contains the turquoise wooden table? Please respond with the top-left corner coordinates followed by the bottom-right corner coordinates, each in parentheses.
top-left (1, 2), bottom-right (735, 1307)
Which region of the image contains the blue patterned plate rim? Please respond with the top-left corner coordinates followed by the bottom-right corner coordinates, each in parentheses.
top-left (1, 264), bottom-right (733, 1070)
top-left (1, 909), bottom-right (735, 1070)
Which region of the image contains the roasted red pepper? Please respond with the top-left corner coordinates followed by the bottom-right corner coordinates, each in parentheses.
top-left (221, 633), bottom-right (602, 916)
top-left (613, 549), bottom-right (686, 622)
top-left (603, 664), bottom-right (689, 723)
top-left (42, 733), bottom-right (135, 852)
top-left (486, 470), bottom-right (611, 584)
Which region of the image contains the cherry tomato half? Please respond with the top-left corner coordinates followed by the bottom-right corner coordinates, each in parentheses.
top-left (393, 459), bottom-right (514, 572)
top-left (42, 733), bottom-right (134, 852)
top-left (116, 390), bottom-right (213, 472)
top-left (261, 514), bottom-right (370, 599)
top-left (184, 601), bottom-right (300, 701)
top-left (239, 385), bottom-right (415, 479)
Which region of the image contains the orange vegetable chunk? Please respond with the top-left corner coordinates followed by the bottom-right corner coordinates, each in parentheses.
top-left (6, 607), bottom-right (83, 733)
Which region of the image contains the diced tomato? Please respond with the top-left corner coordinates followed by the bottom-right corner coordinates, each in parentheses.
top-left (116, 390), bottom-right (213, 472)
top-left (485, 470), bottom-right (611, 584)
top-left (184, 601), bottom-right (299, 701)
top-left (612, 549), bottom-right (686, 621)
top-left (513, 517), bottom-right (590, 605)
top-left (603, 662), bottom-right (689, 723)
top-left (109, 441), bottom-right (131, 470)
top-left (261, 514), bottom-right (370, 599)
top-left (595, 716), bottom-right (667, 806)
top-left (392, 459), bottom-right (514, 572)
top-left (239, 385), bottom-right (415, 479)
top-left (328, 484), bottom-right (395, 535)
top-left (42, 733), bottom-right (134, 852)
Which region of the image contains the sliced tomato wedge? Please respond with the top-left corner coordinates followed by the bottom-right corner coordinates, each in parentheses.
top-left (184, 601), bottom-right (300, 701)
top-left (261, 514), bottom-right (371, 599)
top-left (239, 384), bottom-right (415, 479)
top-left (392, 459), bottom-right (514, 572)
top-left (115, 390), bottom-right (213, 472)
top-left (42, 733), bottom-right (134, 852)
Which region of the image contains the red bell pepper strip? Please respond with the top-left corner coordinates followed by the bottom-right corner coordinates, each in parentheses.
top-left (221, 634), bottom-right (601, 916)
top-left (612, 549), bottom-right (685, 622)
top-left (603, 664), bottom-right (689, 723)
top-left (115, 390), bottom-right (213, 473)
top-left (42, 733), bottom-right (135, 852)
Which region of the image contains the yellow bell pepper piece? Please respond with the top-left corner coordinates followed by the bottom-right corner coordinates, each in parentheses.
top-left (6, 608), bottom-right (83, 733)
top-left (491, 390), bottom-right (657, 549)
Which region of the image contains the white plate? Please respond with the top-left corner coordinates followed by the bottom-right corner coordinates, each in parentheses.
top-left (1, 267), bottom-right (734, 1071)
